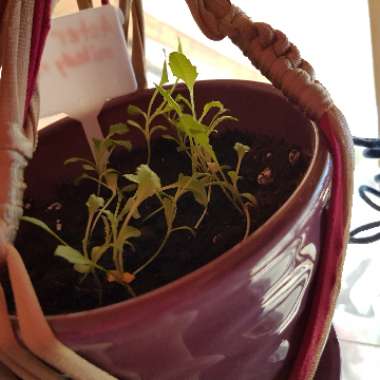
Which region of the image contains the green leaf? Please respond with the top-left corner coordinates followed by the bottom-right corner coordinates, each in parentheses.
top-left (86, 194), bottom-right (104, 214)
top-left (156, 85), bottom-right (182, 115)
top-left (241, 192), bottom-right (257, 206)
top-left (177, 38), bottom-right (183, 54)
top-left (92, 138), bottom-right (102, 152)
top-left (234, 142), bottom-right (250, 156)
top-left (200, 101), bottom-right (225, 121)
top-left (178, 175), bottom-right (208, 206)
top-left (189, 180), bottom-right (208, 206)
top-left (73, 264), bottom-right (91, 274)
top-left (127, 120), bottom-right (144, 133)
top-left (209, 115), bottom-right (238, 133)
top-left (162, 197), bottom-right (176, 227)
top-left (111, 139), bottom-right (133, 151)
top-left (103, 210), bottom-right (116, 225)
top-left (55, 245), bottom-right (91, 266)
top-left (127, 105), bottom-right (146, 117)
top-left (123, 198), bottom-right (141, 219)
top-left (82, 164), bottom-right (96, 172)
top-left (160, 60), bottom-right (169, 85)
top-left (109, 123), bottom-right (130, 136)
top-left (21, 216), bottom-right (66, 245)
top-left (178, 114), bottom-right (207, 137)
top-left (104, 171), bottom-right (118, 193)
top-left (124, 164), bottom-right (162, 200)
top-left (175, 94), bottom-right (192, 111)
top-left (121, 184), bottom-right (137, 193)
top-left (64, 157), bottom-right (91, 166)
top-left (162, 134), bottom-right (179, 143)
top-left (91, 245), bottom-right (109, 263)
top-left (169, 52), bottom-right (198, 91)
top-left (228, 170), bottom-right (239, 184)
top-left (150, 125), bottom-right (167, 135)
top-left (119, 225), bottom-right (141, 241)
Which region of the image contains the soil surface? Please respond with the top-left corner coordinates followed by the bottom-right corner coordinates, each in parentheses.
top-left (1, 128), bottom-right (309, 315)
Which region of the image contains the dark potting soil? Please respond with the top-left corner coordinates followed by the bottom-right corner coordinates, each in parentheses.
top-left (1, 128), bottom-right (309, 315)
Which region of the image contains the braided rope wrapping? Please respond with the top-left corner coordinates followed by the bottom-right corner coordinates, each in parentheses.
top-left (0, 0), bottom-right (36, 242)
top-left (186, 0), bottom-right (333, 121)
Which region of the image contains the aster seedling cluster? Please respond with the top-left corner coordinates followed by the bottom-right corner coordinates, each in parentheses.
top-left (23, 48), bottom-right (256, 299)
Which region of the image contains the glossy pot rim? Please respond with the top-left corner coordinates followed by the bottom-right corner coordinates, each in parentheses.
top-left (14, 80), bottom-right (331, 324)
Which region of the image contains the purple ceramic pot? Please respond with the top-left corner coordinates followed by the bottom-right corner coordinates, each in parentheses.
top-left (22, 80), bottom-right (331, 379)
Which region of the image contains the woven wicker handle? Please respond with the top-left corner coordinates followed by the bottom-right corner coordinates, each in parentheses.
top-left (185, 0), bottom-right (331, 121)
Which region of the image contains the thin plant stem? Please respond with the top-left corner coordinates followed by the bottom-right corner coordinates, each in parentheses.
top-left (194, 184), bottom-right (212, 229)
top-left (133, 232), bottom-right (170, 276)
top-left (243, 204), bottom-right (251, 240)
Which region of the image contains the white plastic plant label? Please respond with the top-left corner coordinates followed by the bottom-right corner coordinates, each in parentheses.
top-left (39, 5), bottom-right (137, 154)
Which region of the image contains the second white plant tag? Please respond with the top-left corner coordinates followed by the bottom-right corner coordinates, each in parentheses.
top-left (39, 5), bottom-right (137, 154)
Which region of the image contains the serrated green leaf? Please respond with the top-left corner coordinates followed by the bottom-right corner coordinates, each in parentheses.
top-left (169, 52), bottom-right (198, 91)
top-left (109, 123), bottom-right (130, 136)
top-left (55, 245), bottom-right (91, 266)
top-left (86, 194), bottom-right (104, 214)
top-left (124, 164), bottom-right (161, 200)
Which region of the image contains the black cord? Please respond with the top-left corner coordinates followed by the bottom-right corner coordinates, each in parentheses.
top-left (349, 136), bottom-right (380, 244)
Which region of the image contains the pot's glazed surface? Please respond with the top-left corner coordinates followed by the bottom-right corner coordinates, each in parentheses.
top-left (22, 81), bottom-right (331, 379)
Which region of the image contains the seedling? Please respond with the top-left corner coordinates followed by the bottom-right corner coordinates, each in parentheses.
top-left (22, 47), bottom-right (257, 301)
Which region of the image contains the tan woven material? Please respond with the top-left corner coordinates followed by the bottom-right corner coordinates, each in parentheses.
top-left (0, 0), bottom-right (35, 241)
top-left (0, 2), bottom-right (118, 379)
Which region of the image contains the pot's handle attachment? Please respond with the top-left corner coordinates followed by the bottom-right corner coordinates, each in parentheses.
top-left (184, 1), bottom-right (354, 379)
